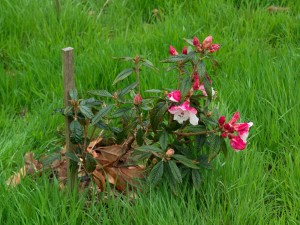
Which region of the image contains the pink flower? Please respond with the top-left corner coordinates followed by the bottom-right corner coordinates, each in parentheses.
top-left (202, 36), bottom-right (212, 49)
top-left (133, 94), bottom-right (143, 105)
top-left (169, 45), bottom-right (178, 56)
top-left (167, 90), bottom-right (181, 102)
top-left (168, 101), bottom-right (199, 125)
top-left (182, 46), bottom-right (187, 54)
top-left (219, 112), bottom-right (253, 151)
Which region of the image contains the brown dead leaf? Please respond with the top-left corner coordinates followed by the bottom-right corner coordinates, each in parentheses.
top-left (267, 6), bottom-right (289, 13)
top-left (6, 166), bottom-right (26, 187)
top-left (87, 137), bottom-right (103, 153)
top-left (92, 170), bottom-right (106, 190)
top-left (95, 145), bottom-right (124, 162)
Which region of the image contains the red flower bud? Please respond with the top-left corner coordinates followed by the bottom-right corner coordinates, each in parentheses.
top-left (221, 132), bottom-right (227, 138)
top-left (169, 45), bottom-right (178, 56)
top-left (202, 36), bottom-right (212, 49)
top-left (193, 36), bottom-right (200, 46)
top-left (209, 44), bottom-right (220, 53)
top-left (182, 46), bottom-right (187, 54)
top-left (133, 94), bottom-right (143, 105)
top-left (218, 116), bottom-right (226, 126)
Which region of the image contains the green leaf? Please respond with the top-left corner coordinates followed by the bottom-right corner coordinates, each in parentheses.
top-left (168, 160), bottom-right (182, 183)
top-left (159, 131), bottom-right (168, 150)
top-left (88, 90), bottom-right (113, 98)
top-left (172, 154), bottom-right (199, 169)
top-left (85, 153), bottom-right (96, 173)
top-left (63, 106), bottom-right (73, 116)
top-left (69, 89), bottom-right (78, 100)
top-left (40, 152), bottom-right (61, 167)
top-left (92, 104), bottom-right (114, 125)
top-left (70, 120), bottom-right (83, 144)
top-left (150, 101), bottom-right (168, 132)
top-left (196, 61), bottom-right (206, 79)
top-left (113, 68), bottom-right (134, 85)
top-left (165, 163), bottom-right (179, 195)
top-left (192, 169), bottom-right (202, 192)
top-left (207, 134), bottom-right (224, 162)
top-left (141, 59), bottom-right (158, 72)
top-left (145, 89), bottom-right (163, 93)
top-left (136, 128), bottom-right (144, 146)
top-left (160, 54), bottom-right (189, 63)
top-left (180, 76), bottom-right (192, 98)
top-left (112, 56), bottom-right (134, 62)
top-left (65, 151), bottom-right (79, 163)
top-left (110, 106), bottom-right (132, 118)
top-left (135, 145), bottom-right (164, 153)
top-left (204, 75), bottom-right (212, 100)
top-left (119, 82), bottom-right (139, 98)
top-left (79, 105), bottom-right (94, 119)
top-left (148, 161), bottom-right (164, 185)
top-left (80, 98), bottom-right (102, 106)
top-left (184, 38), bottom-right (194, 46)
top-left (184, 125), bottom-right (206, 133)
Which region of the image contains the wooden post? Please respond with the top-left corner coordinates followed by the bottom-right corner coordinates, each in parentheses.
top-left (62, 47), bottom-right (77, 189)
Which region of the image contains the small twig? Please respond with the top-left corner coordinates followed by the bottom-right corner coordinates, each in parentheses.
top-left (96, 0), bottom-right (111, 21)
top-left (173, 129), bottom-right (218, 137)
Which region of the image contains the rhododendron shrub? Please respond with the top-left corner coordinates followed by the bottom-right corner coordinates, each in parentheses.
top-left (60, 36), bottom-right (253, 193)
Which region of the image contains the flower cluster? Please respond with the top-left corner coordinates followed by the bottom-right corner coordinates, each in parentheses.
top-left (218, 112), bottom-right (253, 151)
top-left (193, 36), bottom-right (220, 53)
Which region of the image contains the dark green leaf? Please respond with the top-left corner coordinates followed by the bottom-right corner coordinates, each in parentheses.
top-left (113, 68), bottom-right (134, 85)
top-left (119, 82), bottom-right (139, 98)
top-left (207, 134), bottom-right (224, 162)
top-left (80, 98), bottom-right (102, 106)
top-left (79, 105), bottom-right (94, 119)
top-left (145, 89), bottom-right (163, 93)
top-left (65, 151), bottom-right (79, 163)
top-left (150, 101), bottom-right (168, 132)
top-left (168, 160), bottom-right (182, 183)
top-left (159, 131), bottom-right (168, 150)
top-left (197, 61), bottom-right (206, 79)
top-left (41, 152), bottom-right (61, 167)
top-left (112, 56), bottom-right (134, 62)
top-left (198, 155), bottom-right (212, 169)
top-left (148, 161), bottom-right (164, 185)
top-left (85, 153), bottom-right (96, 173)
top-left (160, 54), bottom-right (189, 63)
top-left (136, 128), bottom-right (144, 146)
top-left (92, 104), bottom-right (114, 125)
top-left (196, 134), bottom-right (207, 149)
top-left (141, 59), bottom-right (158, 72)
top-left (184, 125), bottom-right (206, 133)
top-left (135, 145), bottom-right (164, 153)
top-left (69, 89), bottom-right (78, 100)
top-left (63, 106), bottom-right (73, 116)
top-left (192, 169), bottom-right (202, 192)
top-left (180, 76), bottom-right (192, 98)
top-left (204, 75), bottom-right (212, 100)
top-left (110, 106), bottom-right (132, 118)
top-left (132, 151), bottom-right (152, 162)
top-left (184, 38), bottom-right (194, 46)
top-left (88, 90), bottom-right (113, 98)
top-left (165, 163), bottom-right (179, 195)
top-left (172, 154), bottom-right (199, 169)
top-left (70, 120), bottom-right (83, 144)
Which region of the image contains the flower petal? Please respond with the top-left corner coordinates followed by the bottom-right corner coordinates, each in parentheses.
top-left (228, 112), bottom-right (240, 125)
top-left (167, 90), bottom-right (181, 102)
top-left (189, 113), bottom-right (199, 125)
top-left (230, 136), bottom-right (246, 151)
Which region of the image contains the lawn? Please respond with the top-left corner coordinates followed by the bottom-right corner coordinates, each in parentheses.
top-left (0, 0), bottom-right (299, 224)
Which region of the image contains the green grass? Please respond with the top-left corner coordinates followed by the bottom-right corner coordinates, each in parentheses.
top-left (1, 0), bottom-right (300, 224)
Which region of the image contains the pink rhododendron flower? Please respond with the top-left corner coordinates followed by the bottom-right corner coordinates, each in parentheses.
top-left (167, 90), bottom-right (181, 102)
top-left (133, 94), bottom-right (143, 105)
top-left (168, 101), bottom-right (199, 125)
top-left (182, 46), bottom-right (187, 54)
top-left (219, 112), bottom-right (253, 151)
top-left (169, 45), bottom-right (178, 56)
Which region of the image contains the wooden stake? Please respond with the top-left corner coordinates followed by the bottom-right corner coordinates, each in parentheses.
top-left (62, 47), bottom-right (77, 189)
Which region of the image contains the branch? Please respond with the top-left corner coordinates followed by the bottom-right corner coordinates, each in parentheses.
top-left (173, 129), bottom-right (218, 137)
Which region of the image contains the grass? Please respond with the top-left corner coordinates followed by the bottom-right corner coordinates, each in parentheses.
top-left (1, 0), bottom-right (300, 224)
